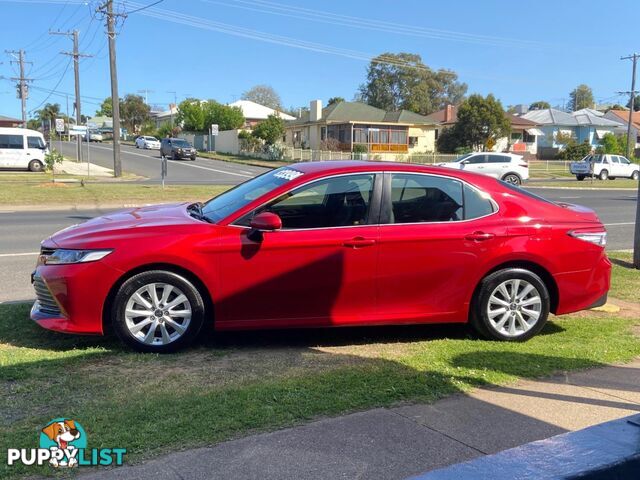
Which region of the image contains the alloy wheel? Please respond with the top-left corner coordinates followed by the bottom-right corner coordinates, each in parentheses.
top-left (124, 282), bottom-right (192, 346)
top-left (503, 174), bottom-right (521, 185)
top-left (486, 279), bottom-right (542, 338)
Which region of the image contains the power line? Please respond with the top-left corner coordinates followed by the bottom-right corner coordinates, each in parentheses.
top-left (28, 58), bottom-right (72, 113)
top-left (5, 49), bottom-right (34, 126)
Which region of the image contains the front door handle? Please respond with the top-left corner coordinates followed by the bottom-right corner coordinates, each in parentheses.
top-left (465, 231), bottom-right (495, 242)
top-left (343, 237), bottom-right (376, 248)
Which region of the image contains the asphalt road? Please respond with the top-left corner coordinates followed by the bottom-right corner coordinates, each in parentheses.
top-left (0, 187), bottom-right (636, 303)
top-left (57, 141), bottom-right (267, 184)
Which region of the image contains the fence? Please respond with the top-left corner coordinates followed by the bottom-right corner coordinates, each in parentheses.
top-left (283, 147), bottom-right (459, 164)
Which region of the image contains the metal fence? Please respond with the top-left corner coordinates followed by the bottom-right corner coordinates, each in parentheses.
top-left (284, 148), bottom-right (459, 164)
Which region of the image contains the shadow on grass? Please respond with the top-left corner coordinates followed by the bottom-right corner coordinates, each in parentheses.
top-left (609, 256), bottom-right (634, 269)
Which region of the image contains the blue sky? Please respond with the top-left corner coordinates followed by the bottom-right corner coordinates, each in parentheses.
top-left (1, 0), bottom-right (638, 119)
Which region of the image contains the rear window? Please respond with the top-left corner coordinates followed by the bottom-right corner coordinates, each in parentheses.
top-left (0, 134), bottom-right (24, 149)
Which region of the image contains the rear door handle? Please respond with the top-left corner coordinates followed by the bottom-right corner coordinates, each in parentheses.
top-left (465, 231), bottom-right (495, 241)
top-left (343, 237), bottom-right (376, 248)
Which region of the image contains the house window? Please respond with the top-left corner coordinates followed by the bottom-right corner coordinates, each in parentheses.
top-left (320, 127), bottom-right (326, 141)
top-left (409, 136), bottom-right (419, 147)
top-left (510, 132), bottom-right (523, 142)
top-left (523, 131), bottom-right (535, 143)
top-left (434, 129), bottom-right (439, 140)
top-left (338, 128), bottom-right (346, 143)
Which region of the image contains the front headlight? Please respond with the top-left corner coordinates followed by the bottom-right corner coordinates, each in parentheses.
top-left (45, 249), bottom-right (113, 265)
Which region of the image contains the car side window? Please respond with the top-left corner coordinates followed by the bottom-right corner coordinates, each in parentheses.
top-left (619, 157), bottom-right (631, 164)
top-left (487, 155), bottom-right (508, 163)
top-left (611, 156), bottom-right (620, 164)
top-left (27, 136), bottom-right (44, 149)
top-left (466, 155), bottom-right (486, 164)
top-left (238, 174), bottom-right (375, 229)
top-left (463, 184), bottom-right (495, 219)
top-left (389, 174), bottom-right (463, 223)
top-left (0, 134), bottom-right (24, 149)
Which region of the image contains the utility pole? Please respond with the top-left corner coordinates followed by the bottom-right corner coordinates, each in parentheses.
top-left (6, 49), bottom-right (33, 127)
top-left (167, 90), bottom-right (177, 129)
top-left (622, 53), bottom-right (640, 268)
top-left (138, 89), bottom-right (154, 105)
top-left (51, 30), bottom-right (92, 163)
top-left (97, 0), bottom-right (124, 177)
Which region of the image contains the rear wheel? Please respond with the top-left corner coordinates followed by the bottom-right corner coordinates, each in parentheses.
top-left (599, 169), bottom-right (609, 180)
top-left (502, 173), bottom-right (522, 185)
top-left (28, 160), bottom-right (44, 172)
top-left (470, 268), bottom-right (550, 342)
top-left (111, 270), bottom-right (206, 352)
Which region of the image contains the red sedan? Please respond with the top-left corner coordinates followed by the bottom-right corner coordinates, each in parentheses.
top-left (31, 161), bottom-right (610, 352)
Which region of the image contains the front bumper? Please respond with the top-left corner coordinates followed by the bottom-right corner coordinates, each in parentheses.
top-left (174, 150), bottom-right (196, 159)
top-left (30, 261), bottom-right (123, 335)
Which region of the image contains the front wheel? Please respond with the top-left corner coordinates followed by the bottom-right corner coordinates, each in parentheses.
top-left (111, 270), bottom-right (206, 352)
top-left (190, 155), bottom-right (196, 161)
top-left (576, 175), bottom-right (585, 181)
top-left (502, 173), bottom-right (522, 186)
top-left (598, 169), bottom-right (609, 181)
top-left (470, 268), bottom-right (550, 342)
top-left (28, 160), bottom-right (44, 172)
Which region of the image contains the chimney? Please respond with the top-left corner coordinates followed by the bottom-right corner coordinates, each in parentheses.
top-left (310, 100), bottom-right (322, 122)
top-left (444, 104), bottom-right (454, 123)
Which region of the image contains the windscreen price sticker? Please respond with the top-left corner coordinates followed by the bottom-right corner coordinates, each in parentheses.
top-left (274, 169), bottom-right (304, 181)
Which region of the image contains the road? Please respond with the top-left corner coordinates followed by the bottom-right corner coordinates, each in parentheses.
top-left (0, 187), bottom-right (636, 303)
top-left (57, 141), bottom-right (267, 184)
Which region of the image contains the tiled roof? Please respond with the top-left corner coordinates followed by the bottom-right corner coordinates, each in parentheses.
top-left (425, 105), bottom-right (539, 127)
top-left (0, 114), bottom-right (21, 122)
top-left (608, 109), bottom-right (640, 129)
top-left (288, 102), bottom-right (434, 125)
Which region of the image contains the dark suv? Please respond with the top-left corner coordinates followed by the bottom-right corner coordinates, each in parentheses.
top-left (160, 138), bottom-right (197, 161)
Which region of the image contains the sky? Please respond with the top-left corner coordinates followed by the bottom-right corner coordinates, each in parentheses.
top-left (0, 0), bottom-right (638, 119)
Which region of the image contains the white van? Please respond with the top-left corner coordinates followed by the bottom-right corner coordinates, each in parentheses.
top-left (0, 128), bottom-right (48, 172)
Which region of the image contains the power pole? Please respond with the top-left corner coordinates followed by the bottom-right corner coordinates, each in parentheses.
top-left (167, 90), bottom-right (177, 128)
top-left (6, 49), bottom-right (33, 127)
top-left (622, 53), bottom-right (640, 268)
top-left (97, 0), bottom-right (124, 177)
top-left (137, 89), bottom-right (154, 105)
top-left (51, 30), bottom-right (92, 163)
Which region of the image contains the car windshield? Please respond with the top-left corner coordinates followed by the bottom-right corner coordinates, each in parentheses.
top-left (455, 153), bottom-right (473, 163)
top-left (173, 140), bottom-right (190, 147)
top-left (202, 167), bottom-right (305, 223)
top-left (146, 137), bottom-right (157, 141)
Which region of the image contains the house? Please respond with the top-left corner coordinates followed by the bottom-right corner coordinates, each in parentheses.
top-left (87, 116), bottom-right (113, 129)
top-left (228, 100), bottom-right (295, 127)
top-left (285, 100), bottom-right (436, 153)
top-left (603, 109), bottom-right (640, 148)
top-left (521, 108), bottom-right (625, 158)
top-left (424, 104), bottom-right (543, 155)
top-left (150, 104), bottom-right (179, 129)
top-left (0, 114), bottom-right (22, 128)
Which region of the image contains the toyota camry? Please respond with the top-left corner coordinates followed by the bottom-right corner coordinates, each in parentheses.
top-left (31, 161), bottom-right (610, 352)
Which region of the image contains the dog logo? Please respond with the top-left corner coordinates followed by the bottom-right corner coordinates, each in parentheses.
top-left (39, 418), bottom-right (86, 468)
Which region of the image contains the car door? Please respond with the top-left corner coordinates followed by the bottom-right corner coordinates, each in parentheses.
top-left (462, 154), bottom-right (488, 175)
top-left (376, 172), bottom-right (504, 323)
top-left (609, 156), bottom-right (622, 177)
top-left (212, 173), bottom-right (381, 329)
top-left (486, 154), bottom-right (509, 179)
top-left (618, 156), bottom-right (634, 177)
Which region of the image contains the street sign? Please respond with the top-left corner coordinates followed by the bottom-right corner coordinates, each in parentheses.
top-left (211, 124), bottom-right (219, 136)
top-left (55, 118), bottom-right (65, 133)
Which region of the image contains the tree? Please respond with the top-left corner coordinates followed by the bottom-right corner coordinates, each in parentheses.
top-left (569, 84), bottom-right (594, 111)
top-left (626, 95), bottom-right (640, 112)
top-left (95, 97), bottom-right (113, 117)
top-left (203, 101), bottom-right (245, 131)
top-left (529, 100), bottom-right (550, 110)
top-left (453, 94), bottom-right (510, 151)
top-left (120, 94), bottom-right (150, 133)
top-left (241, 85), bottom-right (282, 110)
top-left (36, 103), bottom-right (61, 123)
top-left (327, 97), bottom-right (345, 106)
top-left (358, 52), bottom-right (467, 115)
top-left (177, 98), bottom-right (206, 132)
top-left (252, 114), bottom-right (285, 145)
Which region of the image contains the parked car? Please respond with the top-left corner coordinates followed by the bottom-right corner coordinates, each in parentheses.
top-left (0, 127), bottom-right (48, 172)
top-left (569, 154), bottom-right (639, 181)
top-left (31, 161), bottom-right (610, 352)
top-left (438, 152), bottom-right (529, 185)
top-left (160, 137), bottom-right (196, 160)
top-left (135, 136), bottom-right (161, 150)
top-left (88, 130), bottom-right (103, 142)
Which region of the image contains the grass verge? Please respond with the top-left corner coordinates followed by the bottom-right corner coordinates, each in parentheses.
top-left (198, 151), bottom-right (290, 168)
top-left (0, 183), bottom-right (230, 206)
top-left (527, 178), bottom-right (638, 189)
top-left (1, 253), bottom-right (639, 478)
top-left (609, 251), bottom-right (640, 301)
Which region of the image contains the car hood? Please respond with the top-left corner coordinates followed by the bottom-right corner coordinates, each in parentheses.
top-left (46, 203), bottom-right (205, 248)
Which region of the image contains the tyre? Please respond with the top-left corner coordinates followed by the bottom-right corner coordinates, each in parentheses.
top-left (172, 151), bottom-right (179, 160)
top-left (502, 173), bottom-right (522, 185)
top-left (470, 268), bottom-right (550, 342)
top-left (28, 160), bottom-right (44, 172)
top-left (136, 143), bottom-right (139, 148)
top-left (190, 155), bottom-right (196, 161)
top-left (111, 270), bottom-right (206, 352)
top-left (631, 171), bottom-right (639, 181)
top-left (598, 169), bottom-right (608, 180)
top-left (576, 175), bottom-right (585, 181)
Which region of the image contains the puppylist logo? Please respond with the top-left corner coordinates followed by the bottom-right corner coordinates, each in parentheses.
top-left (7, 418), bottom-right (126, 468)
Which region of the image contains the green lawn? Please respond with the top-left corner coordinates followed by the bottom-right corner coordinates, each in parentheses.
top-left (528, 178), bottom-right (639, 189)
top-left (1, 252), bottom-right (639, 478)
top-left (0, 183), bottom-right (230, 206)
top-left (198, 150), bottom-right (290, 168)
top-left (609, 251), bottom-right (640, 301)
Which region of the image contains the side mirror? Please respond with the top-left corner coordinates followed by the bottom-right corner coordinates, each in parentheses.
top-left (461, 160), bottom-right (469, 165)
top-left (250, 212), bottom-right (282, 231)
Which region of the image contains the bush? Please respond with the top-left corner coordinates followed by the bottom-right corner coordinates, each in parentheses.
top-left (44, 149), bottom-right (64, 172)
top-left (352, 144), bottom-right (368, 159)
top-left (252, 114), bottom-right (285, 145)
top-left (320, 138), bottom-right (341, 151)
top-left (263, 144), bottom-right (286, 160)
top-left (557, 140), bottom-right (592, 160)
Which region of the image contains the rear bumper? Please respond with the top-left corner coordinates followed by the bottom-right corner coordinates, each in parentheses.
top-left (554, 253), bottom-right (611, 315)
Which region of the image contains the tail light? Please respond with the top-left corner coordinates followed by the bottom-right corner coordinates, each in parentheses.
top-left (568, 229), bottom-right (607, 247)
top-left (519, 163), bottom-right (529, 168)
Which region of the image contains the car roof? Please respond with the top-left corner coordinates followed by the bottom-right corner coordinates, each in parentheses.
top-left (288, 160), bottom-right (501, 187)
